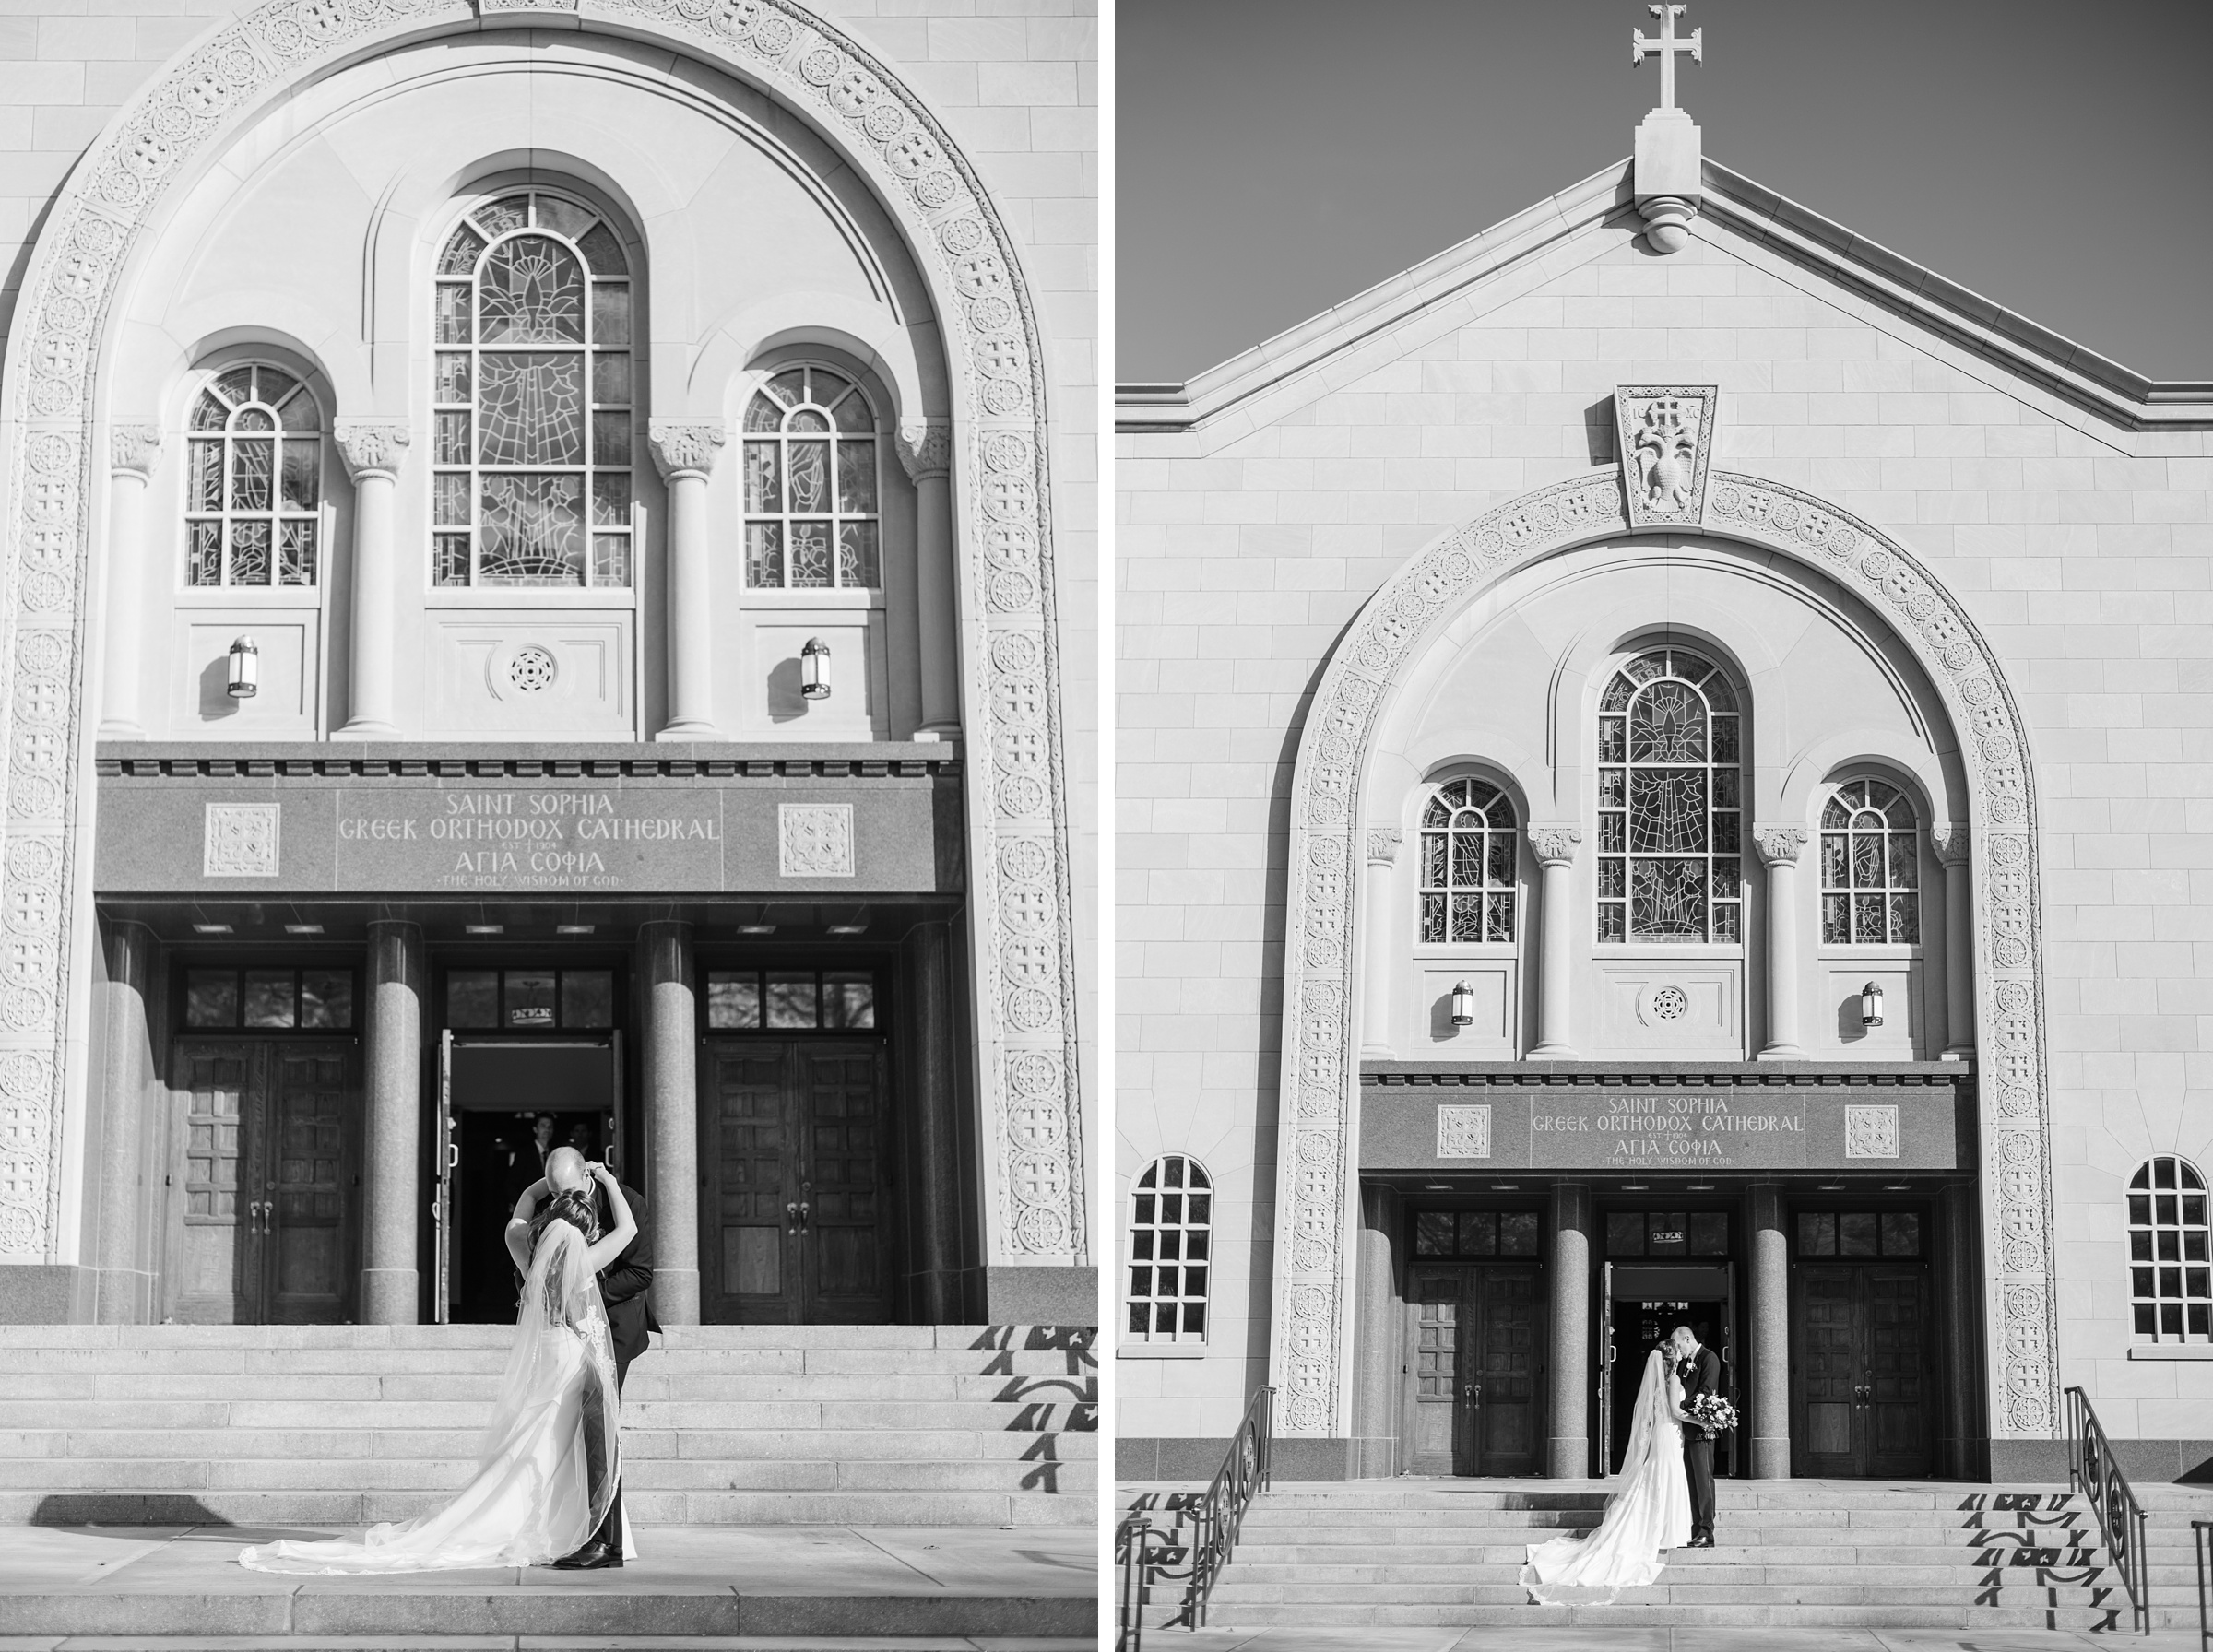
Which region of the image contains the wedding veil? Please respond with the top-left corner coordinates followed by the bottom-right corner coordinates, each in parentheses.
top-left (1519, 1346), bottom-right (1683, 1603)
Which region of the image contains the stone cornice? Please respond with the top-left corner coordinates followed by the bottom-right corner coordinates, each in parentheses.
top-left (1118, 159), bottom-right (2213, 438)
top-left (93, 740), bottom-right (961, 781)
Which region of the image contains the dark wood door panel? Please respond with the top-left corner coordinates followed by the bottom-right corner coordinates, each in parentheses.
top-left (1401, 1262), bottom-right (1544, 1477)
top-left (1793, 1260), bottom-right (1932, 1478)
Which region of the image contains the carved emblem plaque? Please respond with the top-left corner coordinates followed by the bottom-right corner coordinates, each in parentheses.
top-left (203, 804), bottom-right (280, 878)
top-left (1436, 1104), bottom-right (1493, 1160)
top-left (777, 804), bottom-right (855, 879)
top-left (1615, 384), bottom-right (1718, 530)
top-left (1844, 1103), bottom-right (1901, 1160)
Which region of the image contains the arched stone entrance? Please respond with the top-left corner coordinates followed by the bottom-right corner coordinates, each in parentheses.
top-left (1272, 466), bottom-right (2054, 1455)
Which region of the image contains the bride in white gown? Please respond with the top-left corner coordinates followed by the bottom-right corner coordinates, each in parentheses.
top-left (1521, 1345), bottom-right (1690, 1604)
top-left (239, 1170), bottom-right (633, 1575)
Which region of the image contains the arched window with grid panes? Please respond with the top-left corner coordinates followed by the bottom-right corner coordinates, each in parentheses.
top-left (185, 365), bottom-right (323, 586)
top-left (1126, 1155), bottom-right (1211, 1344)
top-left (431, 190), bottom-right (635, 588)
top-left (740, 365), bottom-right (882, 589)
top-left (2129, 1156), bottom-right (2210, 1342)
top-left (1418, 777), bottom-right (1518, 942)
top-left (1820, 780), bottom-right (1922, 944)
top-left (1595, 648), bottom-right (1745, 943)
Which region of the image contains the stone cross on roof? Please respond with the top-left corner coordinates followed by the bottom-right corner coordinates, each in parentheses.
top-left (1632, 3), bottom-right (1702, 112)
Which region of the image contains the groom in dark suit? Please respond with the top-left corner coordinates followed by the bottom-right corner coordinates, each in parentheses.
top-left (1670, 1325), bottom-right (1722, 1548)
top-left (536, 1147), bottom-right (657, 1571)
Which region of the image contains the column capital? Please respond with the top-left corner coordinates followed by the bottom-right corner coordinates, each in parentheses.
top-left (895, 418), bottom-right (953, 482)
top-left (1365, 826), bottom-right (1402, 867)
top-left (1529, 824), bottom-right (1581, 867)
top-left (1751, 823), bottom-right (1808, 868)
top-left (109, 421), bottom-right (161, 478)
top-left (1931, 822), bottom-right (1970, 866)
top-left (335, 420), bottom-right (411, 480)
top-left (647, 419), bottom-right (729, 480)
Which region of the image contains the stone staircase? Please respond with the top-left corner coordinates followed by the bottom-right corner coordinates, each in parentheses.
top-left (1124, 1478), bottom-right (2213, 1631)
top-left (0, 1324), bottom-right (1095, 1528)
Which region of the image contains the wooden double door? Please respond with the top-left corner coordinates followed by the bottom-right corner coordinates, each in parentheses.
top-left (1405, 1264), bottom-right (1544, 1476)
top-left (701, 1040), bottom-right (894, 1323)
top-left (1793, 1264), bottom-right (1933, 1477)
top-left (168, 1040), bottom-right (361, 1324)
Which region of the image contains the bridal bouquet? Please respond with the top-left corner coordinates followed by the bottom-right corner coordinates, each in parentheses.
top-left (1686, 1394), bottom-right (1738, 1434)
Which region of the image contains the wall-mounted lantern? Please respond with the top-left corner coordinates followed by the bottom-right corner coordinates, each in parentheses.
top-left (1450, 978), bottom-right (1477, 1028)
top-left (800, 636), bottom-right (832, 700)
top-left (1860, 980), bottom-right (1885, 1028)
top-left (226, 636), bottom-right (259, 699)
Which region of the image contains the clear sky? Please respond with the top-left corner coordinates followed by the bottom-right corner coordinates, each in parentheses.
top-left (1118, 0), bottom-right (2213, 385)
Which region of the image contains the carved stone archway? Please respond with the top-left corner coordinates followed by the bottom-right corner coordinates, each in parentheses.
top-left (1273, 466), bottom-right (2054, 1447)
top-left (0, 0), bottom-right (1082, 1276)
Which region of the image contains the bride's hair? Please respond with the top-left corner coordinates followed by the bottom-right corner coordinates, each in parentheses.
top-left (530, 1187), bottom-right (600, 1247)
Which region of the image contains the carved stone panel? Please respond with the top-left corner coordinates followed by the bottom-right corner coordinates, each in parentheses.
top-left (778, 803), bottom-right (855, 879)
top-left (1615, 385), bottom-right (1718, 531)
top-left (203, 804), bottom-right (280, 879)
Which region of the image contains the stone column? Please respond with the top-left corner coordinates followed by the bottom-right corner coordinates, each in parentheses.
top-left (1350, 1183), bottom-right (1402, 1479)
top-left (361, 919), bottom-right (424, 1323)
top-left (94, 921), bottom-right (157, 1322)
top-left (648, 420), bottom-right (728, 739)
top-left (1933, 825), bottom-right (1973, 1056)
top-left (1936, 1179), bottom-right (1986, 1480)
top-left (1547, 1180), bottom-right (1593, 1478)
top-left (903, 918), bottom-right (964, 1321)
top-left (1359, 828), bottom-right (1402, 1059)
top-left (1529, 827), bottom-right (1580, 1057)
top-left (897, 419), bottom-right (960, 738)
top-left (1753, 825), bottom-right (1808, 1059)
top-left (98, 424), bottom-right (160, 738)
top-left (336, 422), bottom-right (410, 738)
top-left (640, 920), bottom-right (700, 1324)
top-left (1747, 1181), bottom-right (1790, 1478)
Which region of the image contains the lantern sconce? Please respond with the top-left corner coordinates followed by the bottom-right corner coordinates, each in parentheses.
top-left (1860, 981), bottom-right (1885, 1028)
top-left (1450, 978), bottom-right (1477, 1028)
top-left (226, 635), bottom-right (259, 700)
top-left (800, 636), bottom-right (832, 700)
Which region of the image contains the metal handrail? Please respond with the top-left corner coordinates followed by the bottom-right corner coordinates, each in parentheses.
top-left (2065, 1386), bottom-right (2150, 1634)
top-left (1116, 1513), bottom-right (1166, 1652)
top-left (1185, 1384), bottom-right (1275, 1629)
top-left (2192, 1519), bottom-right (2210, 1652)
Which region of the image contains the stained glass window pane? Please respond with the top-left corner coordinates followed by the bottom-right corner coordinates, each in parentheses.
top-left (745, 442), bottom-right (781, 512)
top-left (229, 521), bottom-right (271, 585)
top-left (767, 369), bottom-right (806, 407)
top-left (278, 521), bottom-right (316, 586)
top-left (436, 353), bottom-right (471, 402)
top-left (593, 534), bottom-right (631, 586)
top-left (746, 523), bottom-right (783, 586)
top-left (592, 473), bottom-right (631, 528)
top-left (280, 442), bottom-right (318, 511)
top-left (592, 285), bottom-right (631, 348)
top-left (243, 971), bottom-right (296, 1029)
top-left (300, 971), bottom-right (352, 1030)
top-left (433, 474), bottom-right (470, 527)
top-left (789, 522), bottom-right (833, 587)
top-left (838, 522), bottom-right (880, 587)
top-left (231, 439), bottom-right (273, 511)
top-left (440, 224), bottom-right (485, 277)
top-left (187, 522), bottom-right (221, 586)
top-left (192, 391), bottom-right (228, 431)
top-left (185, 971), bottom-right (239, 1028)
top-left (215, 367), bottom-right (254, 405)
top-left (189, 442), bottom-right (222, 511)
top-left (788, 442), bottom-right (831, 511)
top-left (435, 285), bottom-right (471, 344)
top-left (591, 411), bottom-right (631, 468)
top-left (533, 195), bottom-right (594, 240)
top-left (766, 972), bottom-right (817, 1029)
top-left (592, 353), bottom-right (631, 405)
top-left (789, 408), bottom-right (830, 434)
top-left (435, 535), bottom-right (470, 586)
top-left (477, 355), bottom-right (585, 466)
top-left (577, 222), bottom-right (625, 277)
top-left (1600, 652), bottom-right (1743, 943)
top-left (472, 194), bottom-right (529, 236)
top-left (832, 389), bottom-right (872, 433)
top-left (707, 972), bottom-right (763, 1031)
top-left (278, 388), bottom-right (319, 432)
top-left (435, 413), bottom-right (470, 466)
top-left (837, 440), bottom-right (876, 513)
top-left (479, 474), bottom-right (584, 584)
top-left (744, 392), bottom-right (782, 433)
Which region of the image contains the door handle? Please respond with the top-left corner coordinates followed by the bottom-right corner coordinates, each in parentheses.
top-left (1463, 1383), bottom-right (1482, 1401)
top-left (797, 1201), bottom-right (811, 1232)
top-left (245, 1199), bottom-right (260, 1233)
top-left (447, 1142), bottom-right (459, 1170)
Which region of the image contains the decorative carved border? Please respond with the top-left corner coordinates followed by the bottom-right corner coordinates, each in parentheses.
top-left (1272, 467), bottom-right (2053, 1443)
top-left (0, 0), bottom-right (1083, 1269)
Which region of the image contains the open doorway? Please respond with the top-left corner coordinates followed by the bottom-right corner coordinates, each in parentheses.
top-left (441, 1040), bottom-right (620, 1325)
top-left (1601, 1263), bottom-right (1736, 1478)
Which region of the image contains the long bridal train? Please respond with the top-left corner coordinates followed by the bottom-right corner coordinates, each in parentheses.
top-left (1521, 1348), bottom-right (1690, 1605)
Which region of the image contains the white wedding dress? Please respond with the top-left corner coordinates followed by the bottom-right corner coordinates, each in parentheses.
top-left (1521, 1348), bottom-right (1690, 1603)
top-left (240, 1221), bottom-right (627, 1574)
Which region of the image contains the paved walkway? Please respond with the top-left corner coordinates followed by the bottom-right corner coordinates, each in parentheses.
top-left (1158, 1631), bottom-right (2206, 1652)
top-left (0, 1524), bottom-right (1096, 1647)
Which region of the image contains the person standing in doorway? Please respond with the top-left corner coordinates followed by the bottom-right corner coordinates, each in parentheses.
top-left (1669, 1324), bottom-right (1722, 1547)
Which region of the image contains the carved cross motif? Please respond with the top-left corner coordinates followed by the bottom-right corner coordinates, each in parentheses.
top-left (334, 421), bottom-right (410, 479)
top-left (1752, 823), bottom-right (1808, 867)
top-left (1436, 1104), bottom-right (1492, 1161)
top-left (648, 419), bottom-right (729, 480)
top-left (1529, 825), bottom-right (1581, 867)
top-left (1631, 3), bottom-right (1702, 112)
top-left (1614, 385), bottom-right (1718, 530)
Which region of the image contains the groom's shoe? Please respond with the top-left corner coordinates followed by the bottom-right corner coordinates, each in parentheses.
top-left (1686, 1535), bottom-right (1715, 1549)
top-left (552, 1540), bottom-right (623, 1570)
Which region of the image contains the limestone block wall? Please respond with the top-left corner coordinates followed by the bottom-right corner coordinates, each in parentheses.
top-left (1117, 222), bottom-right (2213, 1446)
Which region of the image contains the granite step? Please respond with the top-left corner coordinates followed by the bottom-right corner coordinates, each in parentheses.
top-left (0, 1488), bottom-right (1095, 1527)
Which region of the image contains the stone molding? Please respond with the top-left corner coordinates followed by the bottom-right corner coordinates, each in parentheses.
top-left (1364, 827), bottom-right (1401, 867)
top-left (895, 419), bottom-right (953, 482)
top-left (1751, 823), bottom-right (1808, 868)
top-left (647, 419), bottom-right (729, 480)
top-left (107, 424), bottom-right (160, 478)
top-left (1931, 822), bottom-right (1970, 867)
top-left (0, 0), bottom-right (1083, 1274)
top-left (333, 421), bottom-right (410, 480)
top-left (1527, 825), bottom-right (1580, 867)
top-left (1273, 465), bottom-right (2054, 1446)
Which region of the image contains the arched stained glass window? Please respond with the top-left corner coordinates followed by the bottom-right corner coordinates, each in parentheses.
top-left (186, 366), bottom-right (322, 586)
top-left (2130, 1157), bottom-right (2209, 1342)
top-left (432, 191), bottom-right (633, 587)
top-left (741, 366), bottom-right (881, 589)
top-left (1418, 777), bottom-right (1518, 943)
top-left (1127, 1155), bottom-right (1211, 1343)
top-left (1596, 648), bottom-right (1743, 943)
top-left (1821, 780), bottom-right (1921, 944)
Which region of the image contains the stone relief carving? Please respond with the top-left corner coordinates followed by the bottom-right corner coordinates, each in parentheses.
top-left (1615, 385), bottom-right (1717, 530)
top-left (647, 419), bottom-right (729, 479)
top-left (202, 804), bottom-right (280, 878)
top-left (777, 804), bottom-right (855, 879)
top-left (1528, 824), bottom-right (1581, 867)
top-left (1844, 1103), bottom-right (1901, 1160)
top-left (1435, 1104), bottom-right (1491, 1160)
top-left (895, 419), bottom-right (953, 482)
top-left (1274, 464), bottom-right (2054, 1444)
top-left (333, 420), bottom-right (410, 478)
top-left (1365, 827), bottom-right (1402, 866)
top-left (107, 424), bottom-right (160, 478)
top-left (1931, 822), bottom-right (1970, 866)
top-left (1751, 823), bottom-right (1808, 867)
top-left (0, 0), bottom-right (1083, 1273)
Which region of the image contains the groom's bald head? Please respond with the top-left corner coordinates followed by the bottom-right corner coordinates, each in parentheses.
top-left (1669, 1325), bottom-right (1699, 1356)
top-left (546, 1146), bottom-right (589, 1192)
